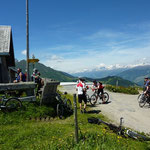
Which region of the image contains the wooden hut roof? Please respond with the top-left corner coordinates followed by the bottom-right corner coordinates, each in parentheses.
top-left (0, 26), bottom-right (15, 66)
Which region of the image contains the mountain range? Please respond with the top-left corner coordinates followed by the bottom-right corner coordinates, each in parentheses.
top-left (117, 65), bottom-right (150, 86)
top-left (72, 68), bottom-right (128, 79)
top-left (15, 60), bottom-right (150, 86)
top-left (72, 65), bottom-right (150, 86)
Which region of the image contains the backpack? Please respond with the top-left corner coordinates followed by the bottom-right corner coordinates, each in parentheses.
top-left (22, 72), bottom-right (26, 82)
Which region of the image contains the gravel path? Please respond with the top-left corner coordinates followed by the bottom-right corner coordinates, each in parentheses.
top-left (60, 84), bottom-right (150, 134)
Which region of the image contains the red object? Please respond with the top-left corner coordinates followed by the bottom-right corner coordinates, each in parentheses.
top-left (99, 85), bottom-right (104, 89)
top-left (77, 82), bottom-right (83, 87)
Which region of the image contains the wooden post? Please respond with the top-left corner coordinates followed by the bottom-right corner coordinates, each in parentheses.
top-left (26, 0), bottom-right (30, 81)
top-left (73, 94), bottom-right (78, 143)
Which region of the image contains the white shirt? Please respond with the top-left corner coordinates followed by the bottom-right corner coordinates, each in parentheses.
top-left (76, 81), bottom-right (86, 95)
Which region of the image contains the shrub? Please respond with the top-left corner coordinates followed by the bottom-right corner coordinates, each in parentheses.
top-left (105, 85), bottom-right (139, 95)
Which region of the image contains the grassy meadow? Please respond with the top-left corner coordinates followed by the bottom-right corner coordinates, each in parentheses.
top-left (0, 93), bottom-right (150, 150)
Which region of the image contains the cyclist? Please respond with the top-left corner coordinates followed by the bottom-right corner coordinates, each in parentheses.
top-left (98, 82), bottom-right (105, 104)
top-left (144, 81), bottom-right (150, 102)
top-left (13, 68), bottom-right (26, 83)
top-left (143, 77), bottom-right (149, 91)
top-left (31, 69), bottom-right (44, 95)
top-left (82, 78), bottom-right (89, 92)
top-left (31, 68), bottom-right (38, 82)
top-left (91, 80), bottom-right (98, 102)
top-left (76, 78), bottom-right (87, 113)
top-left (91, 80), bottom-right (98, 91)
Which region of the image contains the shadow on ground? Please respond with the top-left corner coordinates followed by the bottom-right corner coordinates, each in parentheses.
top-left (86, 110), bottom-right (101, 114)
top-left (99, 101), bottom-right (112, 104)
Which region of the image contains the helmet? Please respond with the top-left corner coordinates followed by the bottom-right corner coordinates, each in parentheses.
top-left (33, 68), bottom-right (38, 73)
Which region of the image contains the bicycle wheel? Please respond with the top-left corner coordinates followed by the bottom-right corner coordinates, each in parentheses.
top-left (90, 95), bottom-right (97, 106)
top-left (139, 96), bottom-right (146, 108)
top-left (5, 98), bottom-right (22, 111)
top-left (103, 92), bottom-right (109, 102)
top-left (56, 104), bottom-right (64, 119)
top-left (137, 94), bottom-right (142, 102)
top-left (126, 130), bottom-right (150, 141)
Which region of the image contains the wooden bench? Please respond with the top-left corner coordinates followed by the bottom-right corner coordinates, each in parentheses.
top-left (0, 79), bottom-right (60, 104)
top-left (0, 82), bottom-right (37, 101)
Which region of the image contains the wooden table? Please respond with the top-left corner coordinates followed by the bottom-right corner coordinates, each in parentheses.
top-left (0, 82), bottom-right (37, 101)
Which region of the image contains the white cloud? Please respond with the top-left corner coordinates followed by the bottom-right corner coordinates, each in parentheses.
top-left (37, 22), bottom-right (150, 73)
top-left (50, 55), bottom-right (63, 62)
top-left (21, 50), bottom-right (26, 55)
top-left (84, 30), bottom-right (126, 40)
top-left (40, 43), bottom-right (150, 73)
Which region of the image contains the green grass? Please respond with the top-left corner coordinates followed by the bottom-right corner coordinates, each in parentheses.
top-left (0, 94), bottom-right (149, 150)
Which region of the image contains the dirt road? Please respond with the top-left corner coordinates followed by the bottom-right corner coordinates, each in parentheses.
top-left (60, 84), bottom-right (150, 134)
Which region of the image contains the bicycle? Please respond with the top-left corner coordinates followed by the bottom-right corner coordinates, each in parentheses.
top-left (0, 92), bottom-right (22, 112)
top-left (56, 92), bottom-right (73, 119)
top-left (137, 93), bottom-right (150, 108)
top-left (90, 89), bottom-right (109, 106)
top-left (88, 117), bottom-right (150, 141)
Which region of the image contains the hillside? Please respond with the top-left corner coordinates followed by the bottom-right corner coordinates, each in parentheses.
top-left (15, 60), bottom-right (137, 87)
top-left (15, 60), bottom-right (77, 82)
top-left (97, 76), bottom-right (137, 87)
top-left (117, 65), bottom-right (150, 86)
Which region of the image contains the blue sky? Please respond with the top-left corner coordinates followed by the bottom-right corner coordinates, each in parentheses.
top-left (1, 0), bottom-right (150, 73)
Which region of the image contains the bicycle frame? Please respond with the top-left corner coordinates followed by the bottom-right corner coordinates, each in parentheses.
top-left (88, 117), bottom-right (150, 141)
top-left (56, 92), bottom-right (73, 119)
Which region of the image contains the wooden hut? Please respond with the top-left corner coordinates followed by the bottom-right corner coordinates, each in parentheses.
top-left (0, 26), bottom-right (15, 83)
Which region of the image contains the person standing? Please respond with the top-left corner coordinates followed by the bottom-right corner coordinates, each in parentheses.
top-left (76, 78), bottom-right (87, 113)
top-left (98, 82), bottom-right (105, 104)
top-left (31, 68), bottom-right (38, 82)
top-left (143, 77), bottom-right (150, 92)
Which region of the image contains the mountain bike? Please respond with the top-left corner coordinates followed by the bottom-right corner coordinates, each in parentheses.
top-left (56, 92), bottom-right (73, 119)
top-left (88, 117), bottom-right (150, 141)
top-left (90, 89), bottom-right (109, 106)
top-left (0, 92), bottom-right (22, 112)
top-left (137, 93), bottom-right (150, 108)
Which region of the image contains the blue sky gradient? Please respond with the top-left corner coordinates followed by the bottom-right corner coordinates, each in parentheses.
top-left (1, 0), bottom-right (150, 73)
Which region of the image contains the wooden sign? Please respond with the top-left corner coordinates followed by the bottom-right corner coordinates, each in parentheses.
top-left (28, 58), bottom-right (39, 63)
